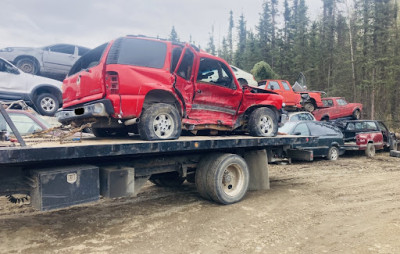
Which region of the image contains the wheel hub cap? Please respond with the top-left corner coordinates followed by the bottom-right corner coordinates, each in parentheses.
top-left (153, 113), bottom-right (174, 138)
top-left (41, 97), bottom-right (55, 112)
top-left (259, 116), bottom-right (272, 134)
top-left (222, 164), bottom-right (245, 197)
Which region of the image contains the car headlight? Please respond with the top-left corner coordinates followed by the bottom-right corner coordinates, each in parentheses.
top-left (0, 47), bottom-right (14, 52)
top-left (282, 103), bottom-right (286, 107)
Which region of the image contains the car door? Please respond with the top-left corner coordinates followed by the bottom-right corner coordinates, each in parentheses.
top-left (280, 80), bottom-right (298, 106)
top-left (0, 59), bottom-right (28, 100)
top-left (307, 122), bottom-right (340, 156)
top-left (173, 47), bottom-right (195, 115)
top-left (189, 57), bottom-right (242, 126)
top-left (335, 98), bottom-right (351, 118)
top-left (42, 44), bottom-right (78, 73)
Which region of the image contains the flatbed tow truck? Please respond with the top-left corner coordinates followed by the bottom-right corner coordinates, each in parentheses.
top-left (0, 108), bottom-right (315, 211)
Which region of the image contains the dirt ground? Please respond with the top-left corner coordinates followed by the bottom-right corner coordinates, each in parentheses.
top-left (0, 152), bottom-right (399, 254)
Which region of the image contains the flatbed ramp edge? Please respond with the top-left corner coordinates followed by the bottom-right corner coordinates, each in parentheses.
top-left (0, 135), bottom-right (315, 211)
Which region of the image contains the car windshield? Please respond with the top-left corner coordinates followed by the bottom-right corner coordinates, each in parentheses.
top-left (278, 122), bottom-right (298, 134)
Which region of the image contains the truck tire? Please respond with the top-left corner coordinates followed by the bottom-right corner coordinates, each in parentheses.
top-left (327, 146), bottom-right (339, 160)
top-left (139, 103), bottom-right (181, 141)
top-left (352, 109), bottom-right (361, 120)
top-left (92, 128), bottom-right (129, 137)
top-left (248, 107), bottom-right (278, 137)
top-left (149, 172), bottom-right (185, 187)
top-left (304, 102), bottom-right (315, 112)
top-left (16, 57), bottom-right (39, 75)
top-left (365, 143), bottom-right (376, 157)
top-left (35, 93), bottom-right (59, 116)
top-left (195, 153), bottom-right (223, 201)
top-left (205, 153), bottom-right (249, 204)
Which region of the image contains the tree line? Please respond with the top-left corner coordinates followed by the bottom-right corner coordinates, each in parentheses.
top-left (170, 0), bottom-right (400, 130)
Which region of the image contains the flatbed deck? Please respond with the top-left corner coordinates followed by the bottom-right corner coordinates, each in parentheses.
top-left (0, 135), bottom-right (312, 166)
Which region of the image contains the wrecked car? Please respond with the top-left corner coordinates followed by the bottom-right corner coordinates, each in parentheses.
top-left (0, 57), bottom-right (62, 116)
top-left (278, 121), bottom-right (345, 160)
top-left (257, 78), bottom-right (324, 112)
top-left (312, 97), bottom-right (362, 121)
top-left (57, 35), bottom-right (284, 140)
top-left (0, 44), bottom-right (90, 78)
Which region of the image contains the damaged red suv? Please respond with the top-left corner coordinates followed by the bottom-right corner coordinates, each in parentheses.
top-left (57, 35), bottom-right (284, 140)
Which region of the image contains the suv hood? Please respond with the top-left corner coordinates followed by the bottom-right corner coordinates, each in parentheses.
top-left (20, 71), bottom-right (62, 88)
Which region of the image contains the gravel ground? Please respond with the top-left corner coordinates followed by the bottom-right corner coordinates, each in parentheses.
top-left (0, 152), bottom-right (399, 254)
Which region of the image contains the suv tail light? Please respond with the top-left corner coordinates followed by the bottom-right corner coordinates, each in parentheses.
top-left (105, 71), bottom-right (119, 94)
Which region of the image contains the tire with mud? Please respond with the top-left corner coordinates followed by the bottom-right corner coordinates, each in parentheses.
top-left (365, 143), bottom-right (376, 157)
top-left (16, 57), bottom-right (39, 75)
top-left (138, 103), bottom-right (181, 141)
top-left (248, 107), bottom-right (278, 137)
top-left (327, 146), bottom-right (339, 161)
top-left (195, 153), bottom-right (249, 204)
top-left (35, 93), bottom-right (59, 116)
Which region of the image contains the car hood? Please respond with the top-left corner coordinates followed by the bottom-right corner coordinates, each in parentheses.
top-left (20, 72), bottom-right (62, 89)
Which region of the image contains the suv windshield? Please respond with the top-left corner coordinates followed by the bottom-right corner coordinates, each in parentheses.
top-left (107, 38), bottom-right (167, 69)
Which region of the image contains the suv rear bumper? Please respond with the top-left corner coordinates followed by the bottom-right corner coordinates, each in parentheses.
top-left (57, 99), bottom-right (114, 124)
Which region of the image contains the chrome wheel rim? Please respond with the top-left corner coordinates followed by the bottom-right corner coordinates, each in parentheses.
top-left (222, 164), bottom-right (245, 197)
top-left (259, 115), bottom-right (273, 135)
top-left (330, 148), bottom-right (338, 160)
top-left (40, 97), bottom-right (56, 112)
top-left (153, 113), bottom-right (174, 138)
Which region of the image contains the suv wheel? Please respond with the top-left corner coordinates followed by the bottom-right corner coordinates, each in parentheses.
top-left (16, 58), bottom-right (39, 75)
top-left (248, 107), bottom-right (278, 137)
top-left (138, 103), bottom-right (181, 140)
top-left (35, 93), bottom-right (59, 116)
top-left (304, 102), bottom-right (315, 112)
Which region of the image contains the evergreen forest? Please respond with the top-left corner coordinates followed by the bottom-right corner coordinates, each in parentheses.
top-left (170, 0), bottom-right (400, 129)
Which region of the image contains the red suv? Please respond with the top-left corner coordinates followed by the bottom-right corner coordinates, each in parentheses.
top-left (57, 36), bottom-right (284, 140)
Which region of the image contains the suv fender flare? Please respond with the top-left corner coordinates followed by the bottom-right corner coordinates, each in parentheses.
top-left (30, 85), bottom-right (63, 106)
top-left (142, 89), bottom-right (183, 117)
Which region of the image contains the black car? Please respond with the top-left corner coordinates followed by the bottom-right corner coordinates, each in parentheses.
top-left (279, 121), bottom-right (345, 160)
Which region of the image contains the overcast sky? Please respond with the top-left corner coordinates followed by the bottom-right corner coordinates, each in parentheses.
top-left (0, 0), bottom-right (322, 50)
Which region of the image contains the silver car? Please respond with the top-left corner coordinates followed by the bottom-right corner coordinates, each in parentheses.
top-left (0, 44), bottom-right (90, 77)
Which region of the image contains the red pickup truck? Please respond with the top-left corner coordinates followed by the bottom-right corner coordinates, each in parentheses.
top-left (312, 97), bottom-right (362, 121)
top-left (57, 35), bottom-right (284, 140)
top-left (340, 121), bottom-right (385, 157)
top-left (257, 79), bottom-right (324, 112)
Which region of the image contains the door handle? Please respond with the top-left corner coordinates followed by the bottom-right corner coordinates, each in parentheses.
top-left (197, 89), bottom-right (202, 94)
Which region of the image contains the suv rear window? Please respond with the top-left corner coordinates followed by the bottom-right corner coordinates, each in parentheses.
top-left (68, 43), bottom-right (108, 76)
top-left (107, 38), bottom-right (167, 69)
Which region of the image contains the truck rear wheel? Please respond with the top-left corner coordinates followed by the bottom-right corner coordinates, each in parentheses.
top-left (195, 153), bottom-right (249, 204)
top-left (248, 107), bottom-right (278, 137)
top-left (139, 103), bottom-right (181, 141)
top-left (365, 143), bottom-right (376, 157)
